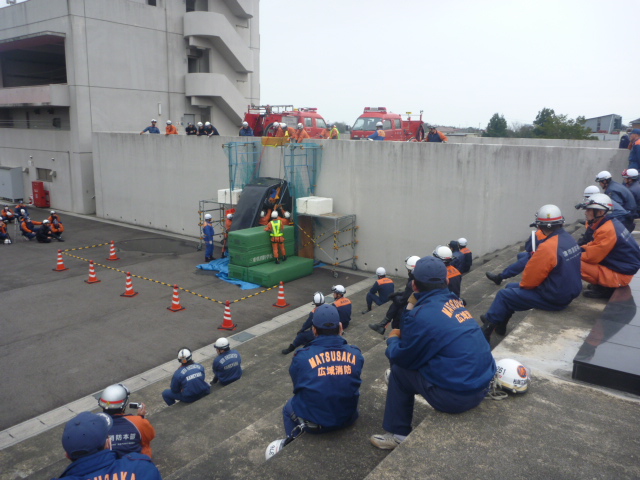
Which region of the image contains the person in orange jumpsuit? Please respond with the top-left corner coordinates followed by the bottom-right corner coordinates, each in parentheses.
top-left (222, 211), bottom-right (234, 257)
top-left (291, 123), bottom-right (310, 143)
top-left (265, 211), bottom-right (286, 264)
top-left (165, 120), bottom-right (178, 135)
top-left (48, 210), bottom-right (65, 241)
top-left (20, 216), bottom-right (42, 240)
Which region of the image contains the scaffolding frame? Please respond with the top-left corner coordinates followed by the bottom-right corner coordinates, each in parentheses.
top-left (296, 212), bottom-right (358, 278)
top-left (197, 200), bottom-right (233, 251)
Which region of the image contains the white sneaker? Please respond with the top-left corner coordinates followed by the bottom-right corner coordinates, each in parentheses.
top-left (370, 432), bottom-right (404, 450)
top-left (384, 368), bottom-right (390, 385)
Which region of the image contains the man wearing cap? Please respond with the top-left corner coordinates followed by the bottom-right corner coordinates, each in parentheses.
top-left (140, 119), bottom-right (160, 134)
top-left (212, 337), bottom-right (243, 386)
top-left (424, 125), bottom-right (448, 142)
top-left (370, 256), bottom-right (495, 450)
top-left (56, 411), bottom-right (161, 479)
top-left (480, 205), bottom-right (582, 340)
top-left (628, 128), bottom-right (640, 169)
top-left (185, 122), bottom-right (197, 135)
top-left (283, 304), bottom-right (364, 438)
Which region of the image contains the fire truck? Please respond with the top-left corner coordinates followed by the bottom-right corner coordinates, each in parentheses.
top-left (350, 107), bottom-right (425, 141)
top-left (243, 105), bottom-right (328, 138)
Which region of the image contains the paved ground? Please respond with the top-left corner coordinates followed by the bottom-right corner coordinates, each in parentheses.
top-left (0, 207), bottom-right (368, 431)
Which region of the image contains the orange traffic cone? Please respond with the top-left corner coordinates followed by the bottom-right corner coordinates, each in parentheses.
top-left (84, 260), bottom-right (101, 284)
top-left (218, 300), bottom-right (237, 330)
top-left (273, 281), bottom-right (290, 308)
top-left (53, 249), bottom-right (69, 272)
top-left (167, 284), bottom-right (185, 312)
top-left (107, 241), bottom-right (119, 261)
top-left (120, 272), bottom-right (139, 297)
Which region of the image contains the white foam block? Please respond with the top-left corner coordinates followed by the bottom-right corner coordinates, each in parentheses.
top-left (217, 188), bottom-right (242, 205)
top-left (296, 196), bottom-right (333, 215)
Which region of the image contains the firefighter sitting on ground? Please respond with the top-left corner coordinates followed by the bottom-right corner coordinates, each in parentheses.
top-left (20, 216), bottom-right (42, 240)
top-left (265, 211), bottom-right (286, 264)
top-left (0, 218), bottom-right (10, 244)
top-left (48, 210), bottom-right (65, 242)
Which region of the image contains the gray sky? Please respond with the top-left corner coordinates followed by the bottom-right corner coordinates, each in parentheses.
top-left (260, 0), bottom-right (639, 129)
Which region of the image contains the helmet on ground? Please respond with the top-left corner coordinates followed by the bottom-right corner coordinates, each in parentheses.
top-left (197, 122), bottom-right (203, 127)
top-left (4, 239), bottom-right (10, 244)
top-left (622, 168), bottom-right (639, 179)
top-left (495, 358), bottom-right (530, 394)
top-left (297, 123), bottom-right (303, 129)
top-left (280, 122), bottom-right (287, 128)
top-left (595, 170), bottom-right (612, 182)
top-left (433, 245), bottom-right (453, 262)
top-left (177, 348), bottom-right (192, 364)
top-left (98, 384), bottom-right (130, 410)
top-left (166, 120), bottom-right (172, 125)
top-left (332, 284), bottom-right (346, 295)
top-left (313, 292), bottom-right (325, 306)
top-left (375, 121), bottom-right (383, 127)
top-left (214, 338), bottom-right (230, 350)
top-left (585, 193), bottom-right (613, 211)
top-left (271, 211), bottom-right (279, 218)
top-left (242, 121), bottom-right (249, 127)
top-left (265, 438), bottom-right (287, 460)
top-left (284, 211), bottom-right (290, 219)
top-left (226, 213), bottom-right (233, 220)
top-left (405, 255), bottom-right (420, 271)
top-left (151, 119), bottom-right (157, 123)
top-left (204, 213), bottom-right (212, 220)
top-left (533, 204), bottom-right (564, 227)
top-left (583, 185), bottom-right (600, 199)
top-left (376, 267), bottom-right (386, 276)
top-left (458, 237), bottom-right (467, 247)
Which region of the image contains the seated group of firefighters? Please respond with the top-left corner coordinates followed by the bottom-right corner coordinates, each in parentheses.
top-left (0, 204), bottom-right (65, 244)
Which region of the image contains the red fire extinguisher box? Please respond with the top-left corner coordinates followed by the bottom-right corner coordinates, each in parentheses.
top-left (32, 181), bottom-right (51, 208)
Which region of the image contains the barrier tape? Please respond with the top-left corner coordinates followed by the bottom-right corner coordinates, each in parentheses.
top-left (62, 249), bottom-right (277, 304)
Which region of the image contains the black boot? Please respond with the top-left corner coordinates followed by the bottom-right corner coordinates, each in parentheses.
top-left (361, 307), bottom-right (371, 315)
top-left (485, 271), bottom-right (503, 286)
top-left (275, 258), bottom-right (281, 265)
top-left (480, 315), bottom-right (496, 343)
top-left (282, 255), bottom-right (287, 262)
top-left (368, 318), bottom-right (389, 335)
top-left (281, 344), bottom-right (295, 355)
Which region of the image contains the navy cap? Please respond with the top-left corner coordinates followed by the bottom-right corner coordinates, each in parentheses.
top-left (632, 128), bottom-right (640, 135)
top-left (312, 304), bottom-right (341, 329)
top-left (62, 412), bottom-right (113, 460)
top-left (413, 256), bottom-right (447, 284)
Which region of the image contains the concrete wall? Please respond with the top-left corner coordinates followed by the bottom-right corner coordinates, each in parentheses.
top-left (93, 133), bottom-right (629, 275)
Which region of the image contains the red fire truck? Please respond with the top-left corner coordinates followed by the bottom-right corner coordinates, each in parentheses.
top-left (243, 105), bottom-right (328, 138)
top-left (350, 107), bottom-right (425, 141)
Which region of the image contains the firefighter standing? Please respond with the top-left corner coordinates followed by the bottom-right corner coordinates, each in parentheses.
top-left (222, 212), bottom-right (233, 257)
top-left (265, 211), bottom-right (286, 264)
top-left (203, 213), bottom-right (215, 262)
top-left (330, 124), bottom-right (340, 139)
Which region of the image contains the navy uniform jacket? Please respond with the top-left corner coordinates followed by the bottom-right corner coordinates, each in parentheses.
top-left (369, 277), bottom-right (395, 302)
top-left (333, 297), bottom-right (352, 329)
top-left (170, 362), bottom-right (210, 400)
top-left (606, 180), bottom-right (637, 213)
top-left (290, 335), bottom-right (364, 428)
top-left (451, 251), bottom-right (464, 271)
top-left (53, 450), bottom-right (161, 480)
top-left (459, 247), bottom-right (473, 273)
top-left (387, 288), bottom-right (495, 392)
top-left (625, 181), bottom-right (640, 215)
top-left (446, 265), bottom-right (462, 297)
top-left (239, 127), bottom-right (254, 136)
top-left (213, 349), bottom-right (243, 386)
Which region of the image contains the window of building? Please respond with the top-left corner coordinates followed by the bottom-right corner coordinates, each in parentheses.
top-left (187, 47), bottom-right (209, 73)
top-left (147, 0), bottom-right (157, 6)
top-left (186, 0), bottom-right (208, 11)
top-left (36, 168), bottom-right (53, 182)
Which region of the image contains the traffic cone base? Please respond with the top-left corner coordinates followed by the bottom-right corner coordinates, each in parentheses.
top-left (53, 250), bottom-right (69, 272)
top-left (273, 281), bottom-right (289, 308)
top-left (85, 260), bottom-right (101, 284)
top-left (219, 300), bottom-right (237, 330)
top-left (168, 284), bottom-right (185, 312)
top-left (107, 241), bottom-right (120, 261)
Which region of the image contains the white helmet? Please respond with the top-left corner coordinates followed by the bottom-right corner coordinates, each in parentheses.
top-left (260, 210), bottom-right (266, 217)
top-left (533, 204), bottom-right (564, 227)
top-left (98, 384), bottom-right (130, 410)
top-left (43, 219), bottom-right (50, 224)
top-left (297, 123), bottom-right (303, 129)
top-left (151, 119), bottom-right (157, 123)
top-left (178, 348), bottom-right (192, 364)
top-left (280, 122), bottom-right (287, 128)
top-left (457, 238), bottom-right (467, 247)
top-left (4, 238), bottom-right (10, 244)
top-left (284, 211), bottom-right (290, 219)
top-left (433, 245), bottom-right (453, 262)
top-left (585, 193), bottom-right (613, 211)
top-left (50, 210), bottom-right (56, 214)
top-left (622, 168), bottom-right (639, 179)
top-left (313, 292), bottom-right (325, 306)
top-left (197, 122), bottom-right (203, 127)
top-left (265, 438), bottom-right (287, 460)
top-left (242, 121), bottom-right (249, 127)
top-left (20, 209), bottom-right (26, 215)
top-left (376, 267), bottom-right (386, 276)
top-left (495, 358), bottom-right (530, 394)
top-left (204, 213), bottom-right (212, 220)
top-left (205, 121), bottom-right (211, 126)
top-left (271, 211), bottom-right (279, 218)
top-left (375, 121), bottom-right (383, 127)
top-left (583, 185), bottom-right (600, 199)
top-left (166, 120), bottom-right (172, 125)
top-left (405, 255), bottom-right (420, 271)
top-left (214, 337), bottom-right (230, 350)
top-left (595, 170), bottom-right (612, 182)
top-left (332, 284), bottom-right (346, 295)
top-left (226, 213), bottom-right (233, 220)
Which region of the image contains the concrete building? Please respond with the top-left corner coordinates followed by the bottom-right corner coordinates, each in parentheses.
top-left (583, 113), bottom-right (622, 134)
top-left (0, 0), bottom-right (259, 213)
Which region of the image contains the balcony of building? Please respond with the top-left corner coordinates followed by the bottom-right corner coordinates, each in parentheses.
top-left (185, 73), bottom-right (245, 123)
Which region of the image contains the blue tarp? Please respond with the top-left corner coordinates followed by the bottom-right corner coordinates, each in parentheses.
top-left (197, 258), bottom-right (261, 290)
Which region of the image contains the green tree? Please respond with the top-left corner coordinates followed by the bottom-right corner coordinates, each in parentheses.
top-left (483, 113), bottom-right (508, 137)
top-left (531, 108), bottom-right (593, 140)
